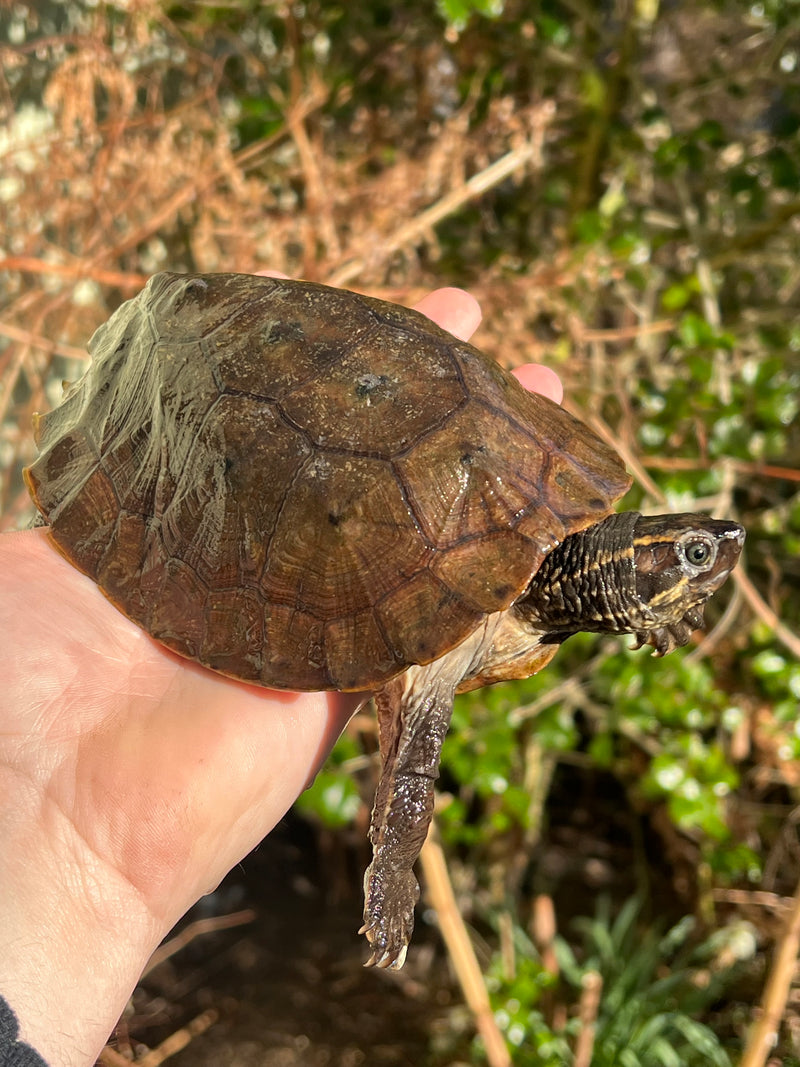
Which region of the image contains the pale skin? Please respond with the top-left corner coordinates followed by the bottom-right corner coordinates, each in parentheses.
top-left (0, 286), bottom-right (562, 1067)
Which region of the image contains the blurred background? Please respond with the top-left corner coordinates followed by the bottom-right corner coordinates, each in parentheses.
top-left (1, 1), bottom-right (799, 1064)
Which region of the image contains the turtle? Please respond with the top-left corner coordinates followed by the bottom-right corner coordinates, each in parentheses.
top-left (24, 271), bottom-right (745, 969)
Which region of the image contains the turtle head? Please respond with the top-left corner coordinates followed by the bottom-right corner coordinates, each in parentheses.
top-left (516, 510), bottom-right (744, 656)
top-left (630, 513), bottom-right (745, 655)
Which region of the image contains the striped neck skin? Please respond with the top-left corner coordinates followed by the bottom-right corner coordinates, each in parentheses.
top-left (515, 511), bottom-right (744, 656)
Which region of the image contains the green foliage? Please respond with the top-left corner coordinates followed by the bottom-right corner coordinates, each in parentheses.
top-left (481, 898), bottom-right (742, 1066)
top-left (749, 648), bottom-right (800, 759)
top-left (627, 331), bottom-right (799, 502)
top-left (436, 0), bottom-right (505, 31)
top-left (294, 733), bottom-right (363, 828)
top-left (440, 631), bottom-right (754, 881)
top-left (436, 684), bottom-right (570, 845)
top-left (592, 648), bottom-right (740, 842)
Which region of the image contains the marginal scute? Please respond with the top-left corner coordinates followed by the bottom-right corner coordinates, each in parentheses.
top-left (324, 609), bottom-right (400, 692)
top-left (24, 271), bottom-right (632, 692)
top-left (542, 448), bottom-right (623, 520)
top-left (95, 509), bottom-right (155, 619)
top-left (149, 556), bottom-right (208, 658)
top-left (203, 586), bottom-right (265, 675)
top-left (35, 459), bottom-right (118, 575)
top-left (260, 601), bottom-right (327, 687)
top-left (25, 425), bottom-right (102, 523)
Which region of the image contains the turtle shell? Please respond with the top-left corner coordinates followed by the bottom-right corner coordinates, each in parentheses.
top-left (25, 272), bottom-right (632, 691)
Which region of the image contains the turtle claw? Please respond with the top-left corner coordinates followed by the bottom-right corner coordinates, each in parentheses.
top-left (361, 865), bottom-right (418, 970)
top-left (360, 909), bottom-right (413, 970)
top-left (362, 940), bottom-right (408, 971)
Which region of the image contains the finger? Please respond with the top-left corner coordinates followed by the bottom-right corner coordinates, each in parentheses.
top-left (512, 363), bottom-right (564, 404)
top-left (413, 287), bottom-right (482, 342)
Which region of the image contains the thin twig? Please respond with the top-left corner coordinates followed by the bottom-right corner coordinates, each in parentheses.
top-left (576, 319), bottom-right (675, 342)
top-left (573, 971), bottom-right (603, 1067)
top-left (0, 318), bottom-right (88, 361)
top-left (97, 84), bottom-right (326, 269)
top-left (531, 894), bottom-right (559, 977)
top-left (578, 408), bottom-right (665, 502)
top-left (282, 73), bottom-right (340, 266)
top-left (420, 827), bottom-right (511, 1067)
top-left (685, 582), bottom-right (744, 663)
top-left (739, 876), bottom-right (800, 1067)
top-left (733, 566), bottom-right (800, 661)
top-left (97, 1047), bottom-right (131, 1066)
top-left (0, 258), bottom-right (148, 290)
top-left (142, 908), bottom-right (256, 977)
top-left (137, 1009), bottom-right (219, 1067)
top-left (710, 197), bottom-right (800, 269)
top-left (712, 888), bottom-right (794, 911)
top-left (327, 112), bottom-right (553, 289)
top-left (642, 456), bottom-right (800, 484)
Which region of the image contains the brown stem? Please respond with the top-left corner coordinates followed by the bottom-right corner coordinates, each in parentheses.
top-left (420, 830), bottom-right (512, 1067)
top-left (739, 877), bottom-right (800, 1067)
top-left (573, 971), bottom-right (603, 1067)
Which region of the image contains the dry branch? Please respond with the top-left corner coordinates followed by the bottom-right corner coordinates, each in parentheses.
top-left (739, 877), bottom-right (800, 1067)
top-left (328, 104), bottom-right (554, 288)
top-left (420, 828), bottom-right (512, 1067)
top-left (142, 908), bottom-right (256, 978)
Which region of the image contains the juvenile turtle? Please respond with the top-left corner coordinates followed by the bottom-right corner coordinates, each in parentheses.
top-left (25, 272), bottom-right (744, 968)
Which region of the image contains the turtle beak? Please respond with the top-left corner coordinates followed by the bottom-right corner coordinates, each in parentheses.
top-left (707, 522), bottom-right (745, 592)
top-left (724, 523), bottom-right (746, 548)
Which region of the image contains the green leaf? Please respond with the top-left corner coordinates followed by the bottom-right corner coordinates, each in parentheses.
top-left (296, 766), bottom-right (362, 828)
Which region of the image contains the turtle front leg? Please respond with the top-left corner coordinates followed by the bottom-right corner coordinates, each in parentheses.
top-left (360, 665), bottom-right (455, 969)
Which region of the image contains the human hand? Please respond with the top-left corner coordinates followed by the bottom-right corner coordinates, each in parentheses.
top-left (0, 284), bottom-right (561, 1067)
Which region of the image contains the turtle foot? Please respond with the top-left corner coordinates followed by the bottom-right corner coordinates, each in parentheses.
top-left (360, 865), bottom-right (419, 969)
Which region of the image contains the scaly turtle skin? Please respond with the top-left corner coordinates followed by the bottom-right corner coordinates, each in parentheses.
top-left (24, 272), bottom-right (745, 968)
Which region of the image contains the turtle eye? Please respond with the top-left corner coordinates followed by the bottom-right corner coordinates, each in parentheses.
top-left (678, 534), bottom-right (717, 573)
top-left (686, 541), bottom-right (710, 565)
